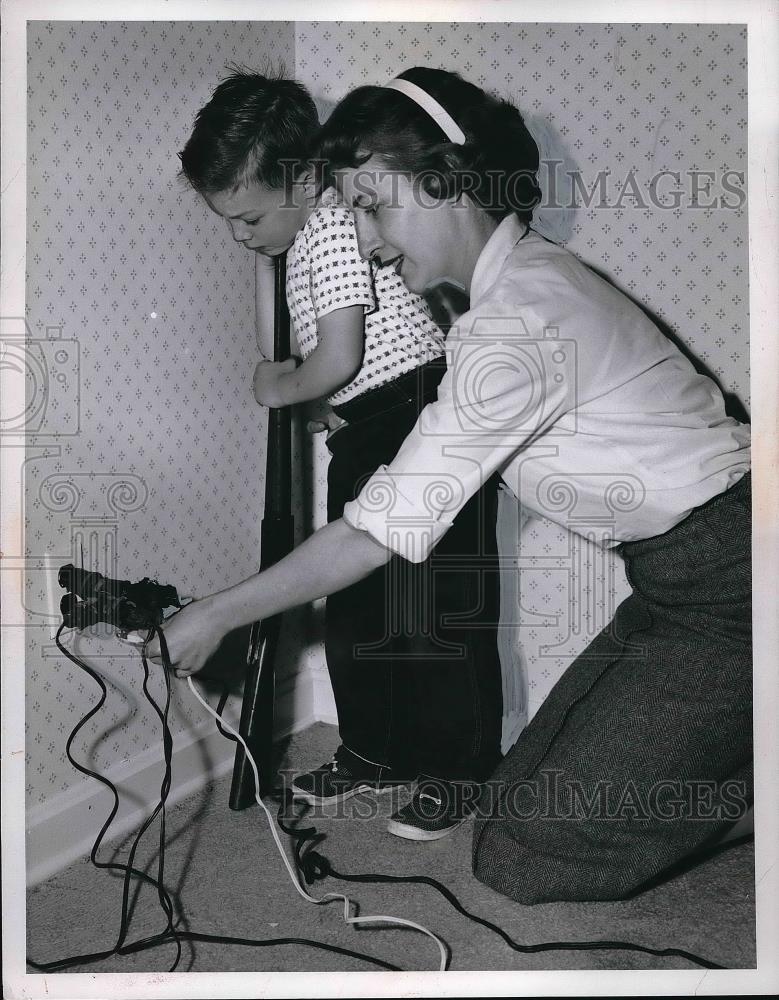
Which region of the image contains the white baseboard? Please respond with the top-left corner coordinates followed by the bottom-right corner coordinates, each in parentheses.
top-left (26, 669), bottom-right (316, 887)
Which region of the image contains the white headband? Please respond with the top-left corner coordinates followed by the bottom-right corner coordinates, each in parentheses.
top-left (384, 78), bottom-right (466, 145)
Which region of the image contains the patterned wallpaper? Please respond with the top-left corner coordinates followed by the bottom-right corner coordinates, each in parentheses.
top-left (23, 21), bottom-right (295, 809)
top-left (22, 19), bottom-right (749, 810)
top-left (295, 20), bottom-right (749, 715)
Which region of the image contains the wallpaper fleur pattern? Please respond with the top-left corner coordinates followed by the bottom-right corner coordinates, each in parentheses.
top-left (22, 20), bottom-right (748, 810)
top-left (23, 21), bottom-right (295, 807)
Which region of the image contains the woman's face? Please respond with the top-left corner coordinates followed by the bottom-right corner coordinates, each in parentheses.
top-left (337, 156), bottom-right (464, 294)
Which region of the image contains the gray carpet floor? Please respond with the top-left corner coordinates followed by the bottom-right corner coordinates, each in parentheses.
top-left (26, 722), bottom-right (756, 975)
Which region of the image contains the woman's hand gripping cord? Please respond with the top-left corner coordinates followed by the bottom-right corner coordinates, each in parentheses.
top-left (146, 598), bottom-right (226, 678)
top-left (148, 519), bottom-right (393, 677)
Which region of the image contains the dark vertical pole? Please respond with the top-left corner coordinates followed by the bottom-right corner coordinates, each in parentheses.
top-left (229, 255), bottom-right (294, 809)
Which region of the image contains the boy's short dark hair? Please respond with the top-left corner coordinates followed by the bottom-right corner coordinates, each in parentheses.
top-left (179, 67), bottom-right (319, 194)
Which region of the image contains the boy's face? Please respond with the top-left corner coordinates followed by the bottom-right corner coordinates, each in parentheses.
top-left (205, 180), bottom-right (310, 257)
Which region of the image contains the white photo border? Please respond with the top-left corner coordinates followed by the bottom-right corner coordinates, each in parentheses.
top-left (2, 1), bottom-right (777, 997)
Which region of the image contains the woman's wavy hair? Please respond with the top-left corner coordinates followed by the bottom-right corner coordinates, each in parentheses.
top-left (316, 67), bottom-right (542, 223)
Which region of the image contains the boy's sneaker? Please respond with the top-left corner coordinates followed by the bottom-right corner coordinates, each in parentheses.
top-left (290, 745), bottom-right (411, 806)
top-left (387, 775), bottom-right (481, 841)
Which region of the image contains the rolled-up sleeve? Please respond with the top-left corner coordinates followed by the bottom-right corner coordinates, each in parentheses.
top-left (341, 463), bottom-right (455, 562)
top-left (342, 302), bottom-right (575, 562)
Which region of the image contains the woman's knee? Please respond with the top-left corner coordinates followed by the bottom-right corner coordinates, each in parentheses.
top-left (473, 834), bottom-right (645, 904)
top-left (473, 808), bottom-right (728, 904)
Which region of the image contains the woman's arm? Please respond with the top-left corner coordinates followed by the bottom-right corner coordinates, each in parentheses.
top-left (253, 304), bottom-right (365, 407)
top-left (146, 517), bottom-right (391, 676)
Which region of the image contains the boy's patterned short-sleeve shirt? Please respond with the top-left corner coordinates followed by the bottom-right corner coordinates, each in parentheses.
top-left (285, 191), bottom-right (445, 405)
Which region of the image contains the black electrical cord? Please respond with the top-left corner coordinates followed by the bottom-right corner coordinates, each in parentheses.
top-left (27, 624), bottom-right (404, 974)
top-left (52, 624), bottom-right (163, 895)
top-left (95, 626), bottom-right (179, 970)
top-left (28, 929), bottom-right (401, 974)
top-left (29, 625), bottom-right (184, 972)
top-left (36, 617), bottom-right (728, 973)
top-left (274, 793), bottom-right (727, 971)
top-left (214, 682), bottom-right (238, 744)
top-left (134, 631), bottom-right (181, 968)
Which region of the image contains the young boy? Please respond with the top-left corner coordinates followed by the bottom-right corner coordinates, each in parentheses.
top-left (178, 70), bottom-right (504, 841)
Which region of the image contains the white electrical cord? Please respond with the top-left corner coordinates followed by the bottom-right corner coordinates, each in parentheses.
top-left (186, 676), bottom-right (449, 972)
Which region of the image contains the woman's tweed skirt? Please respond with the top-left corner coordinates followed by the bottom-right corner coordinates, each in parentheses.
top-left (472, 472), bottom-right (752, 903)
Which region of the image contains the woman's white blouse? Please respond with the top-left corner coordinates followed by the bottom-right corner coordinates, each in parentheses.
top-left (342, 215), bottom-right (751, 563)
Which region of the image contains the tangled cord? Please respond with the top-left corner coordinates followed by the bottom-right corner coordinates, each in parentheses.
top-left (29, 623), bottom-right (727, 973)
top-left (187, 674), bottom-right (450, 969)
top-left (272, 765), bottom-right (726, 971)
top-left (26, 625), bottom-right (183, 972)
top-left (26, 625), bottom-right (410, 974)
